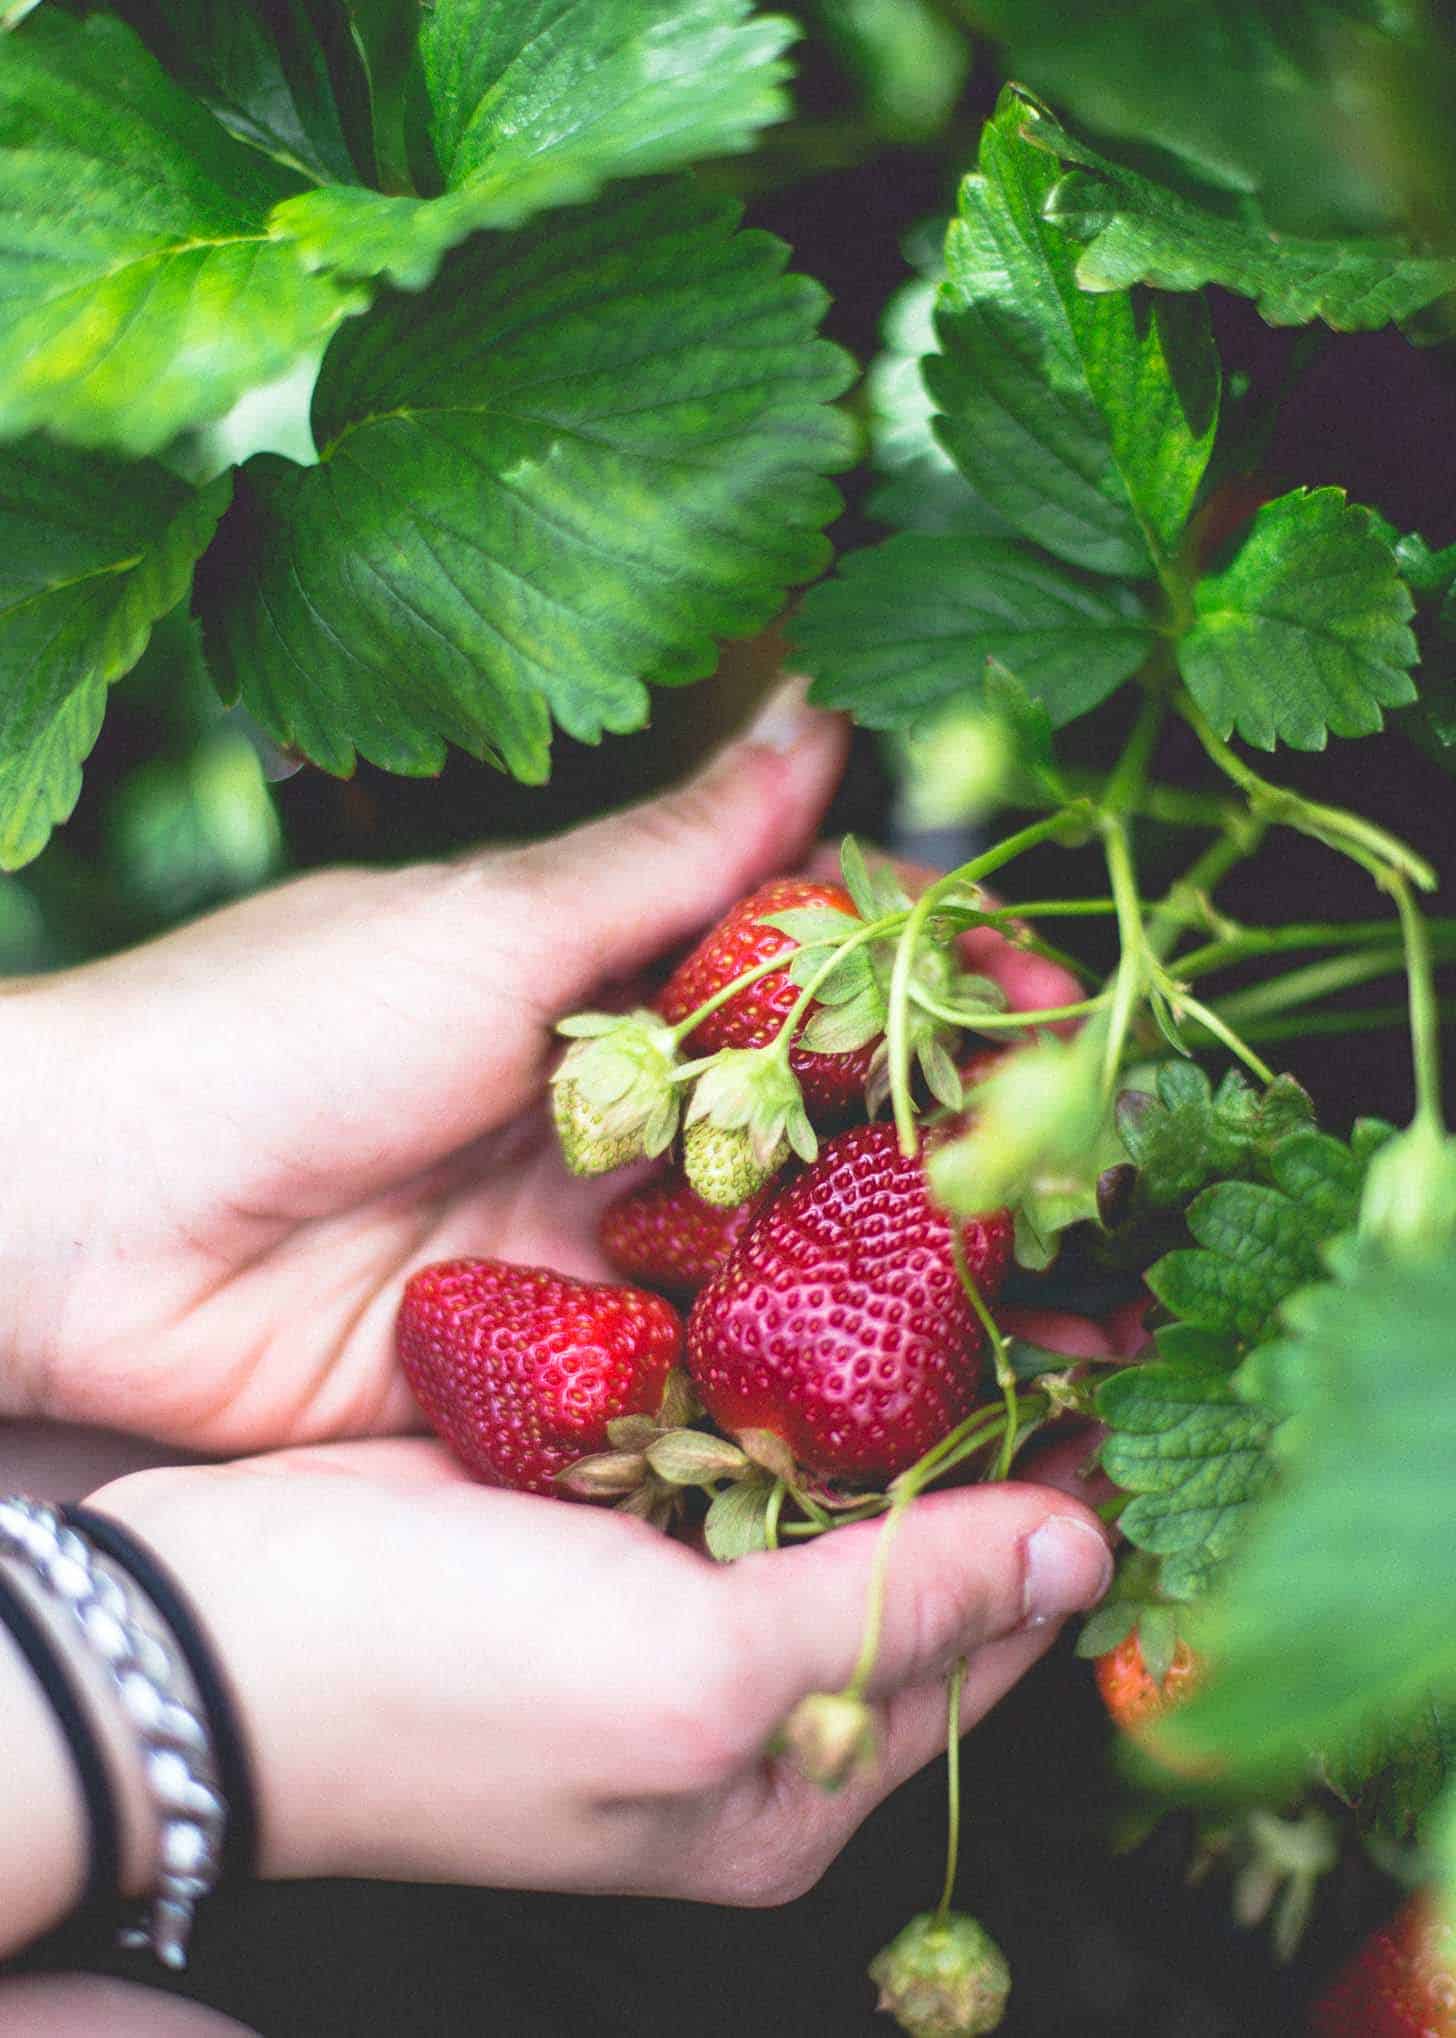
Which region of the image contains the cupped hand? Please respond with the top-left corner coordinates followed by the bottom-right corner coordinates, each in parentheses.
top-left (0, 689), bottom-right (1088, 1459)
top-left (0, 689), bottom-right (844, 1450)
top-left (84, 1434), bottom-right (1112, 1908)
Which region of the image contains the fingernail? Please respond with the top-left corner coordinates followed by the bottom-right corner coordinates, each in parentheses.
top-left (742, 676), bottom-right (815, 756)
top-left (1022, 1515), bottom-right (1113, 1623)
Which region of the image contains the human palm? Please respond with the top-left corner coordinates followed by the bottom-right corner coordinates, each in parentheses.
top-left (0, 696), bottom-right (1084, 1454)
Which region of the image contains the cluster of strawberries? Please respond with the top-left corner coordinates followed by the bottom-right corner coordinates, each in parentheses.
top-left (397, 874), bottom-right (1018, 1510)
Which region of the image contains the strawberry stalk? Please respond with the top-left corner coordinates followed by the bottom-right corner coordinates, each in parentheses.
top-left (885, 811), bottom-right (1091, 1154)
top-left (949, 1227), bottom-right (1020, 1483)
top-left (935, 1655), bottom-right (967, 1929)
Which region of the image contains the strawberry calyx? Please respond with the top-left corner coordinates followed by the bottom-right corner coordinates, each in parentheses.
top-left (555, 1369), bottom-right (706, 1527)
top-left (550, 1008), bottom-right (682, 1176)
top-left (681, 1046), bottom-right (816, 1205)
top-left (868, 1912), bottom-right (1012, 2038)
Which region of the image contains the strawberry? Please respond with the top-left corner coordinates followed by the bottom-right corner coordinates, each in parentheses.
top-left (1094, 1630), bottom-right (1202, 1735)
top-left (686, 1121), bottom-right (1014, 1487)
top-left (397, 1258), bottom-right (683, 1495)
top-left (598, 1170), bottom-right (773, 1294)
top-left (656, 878), bottom-right (878, 1118)
top-left (1309, 1897), bottom-right (1456, 2038)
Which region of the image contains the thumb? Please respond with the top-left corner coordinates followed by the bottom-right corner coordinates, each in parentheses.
top-left (727, 1486), bottom-right (1112, 1721)
top-left (494, 679), bottom-right (848, 1013)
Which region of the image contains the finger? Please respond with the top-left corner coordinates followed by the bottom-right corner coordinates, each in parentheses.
top-left (725, 1485), bottom-right (1111, 1722)
top-left (994, 1308), bottom-right (1116, 1359)
top-left (59, 684), bottom-right (846, 1216)
top-left (495, 680), bottom-right (849, 1016)
top-left (692, 1623), bottom-right (1062, 1907)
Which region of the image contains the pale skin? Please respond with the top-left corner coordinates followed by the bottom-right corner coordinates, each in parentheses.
top-left (0, 686), bottom-right (1119, 2027)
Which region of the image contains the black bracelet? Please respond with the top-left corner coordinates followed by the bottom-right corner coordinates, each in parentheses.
top-left (0, 1559), bottom-right (120, 1942)
top-left (62, 1506), bottom-right (260, 1889)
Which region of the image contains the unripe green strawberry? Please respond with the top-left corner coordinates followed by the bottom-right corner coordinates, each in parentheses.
top-left (780, 1690), bottom-right (877, 1790)
top-left (683, 1120), bottom-right (788, 1208)
top-left (869, 1913), bottom-right (1011, 2036)
top-left (549, 1009), bottom-right (681, 1178)
top-left (552, 1080), bottom-right (651, 1176)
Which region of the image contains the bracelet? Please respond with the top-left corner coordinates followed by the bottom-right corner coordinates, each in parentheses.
top-left (64, 1504), bottom-right (259, 1888)
top-left (0, 1559), bottom-right (121, 1942)
top-left (0, 1495), bottom-right (227, 1970)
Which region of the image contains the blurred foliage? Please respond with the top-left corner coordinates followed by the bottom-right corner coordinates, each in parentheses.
top-left (12, 0), bottom-right (1456, 986)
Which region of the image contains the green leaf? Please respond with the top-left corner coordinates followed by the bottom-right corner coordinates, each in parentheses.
top-left (925, 87), bottom-right (1220, 579)
top-left (1117, 1064), bottom-right (1314, 1211)
top-left (1323, 1697), bottom-right (1456, 1851)
top-left (197, 182), bottom-right (853, 781)
top-left (1178, 488), bottom-right (1418, 752)
top-left (1147, 1127), bottom-right (1368, 1347)
top-left (704, 1478), bottom-right (773, 1560)
top-left (0, 12), bottom-right (365, 457)
top-left (1017, 105), bottom-right (1456, 333)
top-left (796, 534), bottom-right (1154, 731)
top-left (271, 0), bottom-right (796, 289)
top-left (94, 0), bottom-right (369, 184)
top-left (976, 0), bottom-right (1435, 240)
top-left (816, 0), bottom-right (971, 144)
top-left (866, 275), bottom-right (1018, 539)
top-left (837, 835), bottom-right (909, 919)
top-left (0, 439), bottom-right (230, 870)
top-left (1162, 1252), bottom-right (1456, 1787)
top-left (801, 985), bottom-right (884, 1054)
top-left (761, 906), bottom-right (863, 948)
top-left (1097, 1324), bottom-right (1280, 1600)
top-left (1384, 531), bottom-right (1456, 764)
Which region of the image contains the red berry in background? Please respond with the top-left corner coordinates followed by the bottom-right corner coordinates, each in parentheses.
top-left (687, 1121), bottom-right (1013, 1487)
top-left (1309, 1896), bottom-right (1456, 2038)
top-left (656, 878), bottom-right (878, 1118)
top-left (397, 1259), bottom-right (683, 1495)
top-left (599, 1170), bottom-right (775, 1295)
top-left (1095, 1631), bottom-right (1202, 1736)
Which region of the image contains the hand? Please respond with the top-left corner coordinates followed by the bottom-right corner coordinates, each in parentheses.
top-left (0, 687), bottom-right (846, 1450)
top-left (82, 1434), bottom-right (1112, 1909)
top-left (0, 689), bottom-right (1091, 1460)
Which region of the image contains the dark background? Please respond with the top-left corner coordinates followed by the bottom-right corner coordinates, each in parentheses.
top-left (9, 19), bottom-right (1455, 2036)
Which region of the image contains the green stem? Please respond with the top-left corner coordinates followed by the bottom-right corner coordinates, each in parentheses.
top-left (845, 1492), bottom-right (911, 1700)
top-left (1163, 986), bottom-right (1276, 1084)
top-left (885, 813), bottom-right (1085, 1153)
top-left (1386, 873), bottom-right (1446, 1128)
top-left (1216, 947), bottom-right (1412, 1022)
top-left (665, 947), bottom-right (798, 1043)
top-left (935, 1656), bottom-right (967, 1928)
top-left (1099, 814), bottom-right (1148, 1100)
top-left (910, 986), bottom-right (1110, 1032)
top-left (1177, 693), bottom-right (1436, 892)
top-left (975, 899), bottom-right (1118, 922)
top-left (1176, 916), bottom-right (1456, 980)
top-left (950, 1228), bottom-right (1017, 1481)
top-left (764, 1478), bottom-right (787, 1552)
top-left (1144, 814), bottom-right (1267, 963)
top-left (1103, 690), bottom-right (1167, 816)
top-left (773, 915), bottom-right (897, 1067)
top-left (1182, 999), bottom-right (1456, 1047)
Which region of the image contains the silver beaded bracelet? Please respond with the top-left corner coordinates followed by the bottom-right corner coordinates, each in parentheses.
top-left (0, 1494), bottom-right (227, 1969)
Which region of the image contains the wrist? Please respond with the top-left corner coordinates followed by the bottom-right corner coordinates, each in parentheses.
top-left (0, 1615), bottom-right (87, 1955)
top-left (83, 1467), bottom-right (354, 1890)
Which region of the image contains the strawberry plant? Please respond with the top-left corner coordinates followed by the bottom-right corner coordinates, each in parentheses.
top-left (9, 1), bottom-right (1456, 2030)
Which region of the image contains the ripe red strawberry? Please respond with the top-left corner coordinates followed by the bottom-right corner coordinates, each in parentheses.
top-left (1309, 1897), bottom-right (1456, 2038)
top-left (397, 1258), bottom-right (683, 1495)
top-left (686, 1121), bottom-right (1014, 1486)
top-left (656, 878), bottom-right (878, 1118)
top-left (599, 1170), bottom-right (774, 1295)
top-left (1095, 1631), bottom-right (1202, 1735)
